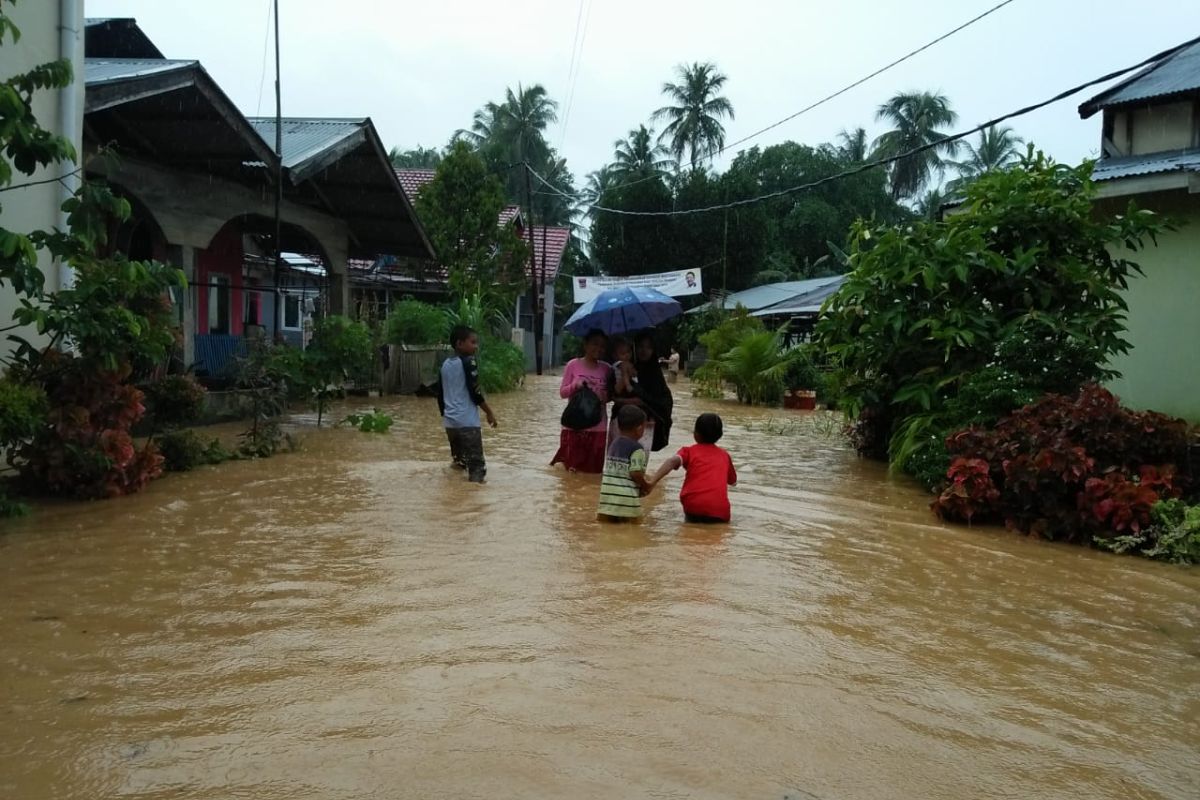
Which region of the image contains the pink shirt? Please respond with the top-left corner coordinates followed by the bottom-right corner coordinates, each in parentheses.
top-left (559, 358), bottom-right (612, 432)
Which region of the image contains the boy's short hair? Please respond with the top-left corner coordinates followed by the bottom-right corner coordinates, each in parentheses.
top-left (694, 413), bottom-right (723, 444)
top-left (449, 324), bottom-right (476, 348)
top-left (617, 404), bottom-right (647, 432)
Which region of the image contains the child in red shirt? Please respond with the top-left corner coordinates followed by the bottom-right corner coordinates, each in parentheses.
top-left (648, 413), bottom-right (737, 523)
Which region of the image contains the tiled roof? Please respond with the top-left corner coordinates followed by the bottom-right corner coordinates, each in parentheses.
top-left (1080, 39), bottom-right (1200, 118)
top-left (1091, 149), bottom-right (1200, 181)
top-left (395, 169), bottom-right (524, 229)
top-left (395, 168), bottom-right (437, 200)
top-left (527, 226), bottom-right (570, 283)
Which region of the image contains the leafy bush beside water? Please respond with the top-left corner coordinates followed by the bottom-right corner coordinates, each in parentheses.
top-left (386, 299), bottom-right (448, 346)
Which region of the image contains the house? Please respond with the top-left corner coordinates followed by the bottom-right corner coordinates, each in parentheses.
top-left (1078, 37), bottom-right (1200, 421)
top-left (388, 168), bottom-right (569, 369)
top-left (75, 20), bottom-right (432, 379)
top-left (0, 1), bottom-right (85, 359)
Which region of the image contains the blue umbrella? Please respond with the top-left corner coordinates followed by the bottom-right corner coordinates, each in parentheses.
top-left (564, 286), bottom-right (683, 336)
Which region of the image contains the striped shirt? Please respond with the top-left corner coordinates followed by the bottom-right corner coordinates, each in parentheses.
top-left (598, 436), bottom-right (648, 519)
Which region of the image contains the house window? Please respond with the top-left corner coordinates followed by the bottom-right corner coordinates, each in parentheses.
top-left (244, 288), bottom-right (261, 326)
top-left (283, 294), bottom-right (302, 330)
top-left (208, 275), bottom-right (230, 334)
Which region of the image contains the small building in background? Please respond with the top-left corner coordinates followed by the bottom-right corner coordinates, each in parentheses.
top-left (1078, 37), bottom-right (1200, 421)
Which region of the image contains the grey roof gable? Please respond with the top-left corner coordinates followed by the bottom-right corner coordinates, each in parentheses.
top-left (1079, 38), bottom-right (1200, 118)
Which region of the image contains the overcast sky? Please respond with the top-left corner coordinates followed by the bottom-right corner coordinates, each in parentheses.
top-left (88, 0), bottom-right (1195, 190)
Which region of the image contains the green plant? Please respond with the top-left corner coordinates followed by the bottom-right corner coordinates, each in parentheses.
top-left (1096, 499), bottom-right (1200, 564)
top-left (782, 345), bottom-right (819, 389)
top-left (698, 305), bottom-right (762, 364)
top-left (340, 408), bottom-right (394, 433)
top-left (477, 336), bottom-right (525, 394)
top-left (818, 150), bottom-right (1168, 461)
top-left (306, 315), bottom-right (375, 424)
top-left (717, 327), bottom-right (796, 405)
top-left (444, 293), bottom-right (511, 340)
top-left (385, 298), bottom-right (448, 346)
top-left (690, 363), bottom-right (726, 399)
top-left (158, 429), bottom-right (230, 472)
top-left (142, 374), bottom-right (207, 431)
top-left (235, 344), bottom-right (294, 458)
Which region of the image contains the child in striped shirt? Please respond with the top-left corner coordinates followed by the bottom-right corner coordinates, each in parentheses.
top-left (598, 405), bottom-right (652, 522)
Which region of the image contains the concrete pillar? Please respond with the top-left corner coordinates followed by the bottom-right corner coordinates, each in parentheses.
top-left (168, 244), bottom-right (198, 368)
top-left (542, 282), bottom-right (555, 368)
top-left (324, 237), bottom-right (350, 316)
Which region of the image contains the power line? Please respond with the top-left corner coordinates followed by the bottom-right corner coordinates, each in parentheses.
top-left (254, 0), bottom-right (273, 116)
top-left (609, 0), bottom-right (1017, 195)
top-left (559, 0), bottom-right (593, 148)
top-left (716, 0), bottom-right (1017, 158)
top-left (558, 0), bottom-right (586, 146)
top-left (528, 33), bottom-right (1200, 218)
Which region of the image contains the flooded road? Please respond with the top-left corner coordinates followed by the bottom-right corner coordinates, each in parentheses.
top-left (2, 375), bottom-right (1198, 799)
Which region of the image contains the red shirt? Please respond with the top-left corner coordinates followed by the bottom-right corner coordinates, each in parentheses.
top-left (677, 444), bottom-right (737, 521)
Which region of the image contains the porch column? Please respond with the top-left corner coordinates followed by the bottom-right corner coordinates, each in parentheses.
top-left (325, 237), bottom-right (350, 316)
top-left (542, 281), bottom-right (555, 369)
top-left (168, 244), bottom-right (198, 368)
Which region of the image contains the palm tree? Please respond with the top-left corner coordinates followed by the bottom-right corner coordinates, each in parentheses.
top-left (610, 125), bottom-right (675, 182)
top-left (836, 127), bottom-right (870, 163)
top-left (915, 186), bottom-right (946, 221)
top-left (652, 62), bottom-right (735, 172)
top-left (493, 83), bottom-right (559, 167)
top-left (872, 91), bottom-right (960, 200)
top-left (582, 166), bottom-right (618, 216)
top-left (453, 101), bottom-right (502, 148)
top-left (950, 125), bottom-right (1025, 182)
top-left (388, 145), bottom-right (442, 169)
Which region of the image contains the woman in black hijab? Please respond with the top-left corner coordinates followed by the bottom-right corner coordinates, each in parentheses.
top-left (633, 331), bottom-right (674, 452)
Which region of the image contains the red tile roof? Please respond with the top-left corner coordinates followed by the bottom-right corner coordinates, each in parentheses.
top-left (526, 226), bottom-right (570, 283)
top-left (394, 168), bottom-right (436, 200)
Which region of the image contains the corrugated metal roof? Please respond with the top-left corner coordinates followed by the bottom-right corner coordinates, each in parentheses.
top-left (752, 275), bottom-right (847, 317)
top-left (1092, 149), bottom-right (1200, 181)
top-left (84, 58), bottom-right (195, 84)
top-left (703, 276), bottom-right (845, 313)
top-left (1079, 39), bottom-right (1200, 118)
top-left (247, 118), bottom-right (367, 171)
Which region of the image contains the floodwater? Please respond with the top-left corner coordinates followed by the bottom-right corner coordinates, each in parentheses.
top-left (1, 376), bottom-right (1198, 800)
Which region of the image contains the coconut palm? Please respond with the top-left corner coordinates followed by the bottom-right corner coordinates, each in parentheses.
top-left (652, 62), bottom-right (735, 172)
top-left (872, 91), bottom-right (960, 200)
top-left (493, 83), bottom-right (559, 167)
top-left (610, 125), bottom-right (675, 182)
top-left (950, 125), bottom-right (1025, 181)
top-left (582, 166), bottom-right (618, 211)
top-left (915, 186), bottom-right (946, 221)
top-left (836, 127), bottom-right (870, 163)
top-left (453, 101), bottom-right (502, 148)
top-left (388, 145), bottom-right (442, 169)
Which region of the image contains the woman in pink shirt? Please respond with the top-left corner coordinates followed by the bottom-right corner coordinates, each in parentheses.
top-left (551, 329), bottom-right (613, 473)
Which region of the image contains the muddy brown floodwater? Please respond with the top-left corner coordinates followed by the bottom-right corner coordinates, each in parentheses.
top-left (1, 375), bottom-right (1198, 799)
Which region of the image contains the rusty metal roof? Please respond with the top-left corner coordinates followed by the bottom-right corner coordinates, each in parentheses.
top-left (1079, 39), bottom-right (1200, 118)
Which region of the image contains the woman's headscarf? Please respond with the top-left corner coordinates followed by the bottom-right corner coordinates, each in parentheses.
top-left (634, 332), bottom-right (674, 451)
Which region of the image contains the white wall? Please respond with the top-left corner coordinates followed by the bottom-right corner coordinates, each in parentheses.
top-left (0, 2), bottom-right (85, 357)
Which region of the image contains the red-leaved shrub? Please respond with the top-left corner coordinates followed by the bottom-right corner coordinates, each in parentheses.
top-left (931, 385), bottom-right (1189, 543)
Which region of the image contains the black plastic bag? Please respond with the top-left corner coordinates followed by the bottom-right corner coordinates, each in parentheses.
top-left (561, 383), bottom-right (602, 430)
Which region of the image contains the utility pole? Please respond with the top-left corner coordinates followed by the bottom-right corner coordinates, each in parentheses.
top-left (523, 162), bottom-right (543, 375)
top-left (271, 0), bottom-right (283, 339)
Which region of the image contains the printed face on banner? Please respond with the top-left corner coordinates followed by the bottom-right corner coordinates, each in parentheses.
top-left (572, 268), bottom-right (704, 303)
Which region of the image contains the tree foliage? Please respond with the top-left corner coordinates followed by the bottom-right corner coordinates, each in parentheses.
top-left (653, 62), bottom-right (735, 172)
top-left (414, 141), bottom-right (529, 307)
top-left (817, 150), bottom-right (1169, 465)
top-left (873, 91), bottom-right (960, 200)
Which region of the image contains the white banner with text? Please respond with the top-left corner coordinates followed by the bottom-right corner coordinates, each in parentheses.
top-left (572, 268), bottom-right (703, 303)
